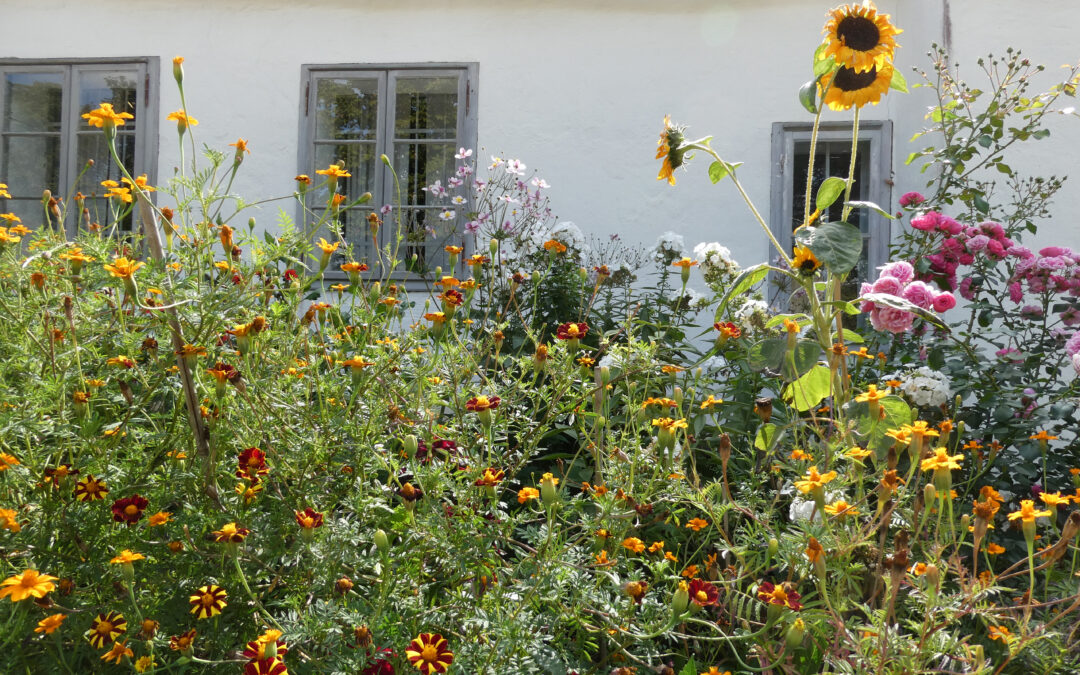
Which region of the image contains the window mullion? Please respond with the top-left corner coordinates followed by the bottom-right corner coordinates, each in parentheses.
top-left (380, 71), bottom-right (397, 260)
top-left (61, 65), bottom-right (77, 235)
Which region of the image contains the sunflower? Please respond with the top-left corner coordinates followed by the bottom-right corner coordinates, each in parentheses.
top-left (85, 611), bottom-right (127, 648)
top-left (405, 633), bottom-right (454, 675)
top-left (189, 584), bottom-right (228, 619)
top-left (819, 63), bottom-right (893, 110)
top-left (823, 1), bottom-right (901, 73)
top-left (655, 115), bottom-right (687, 185)
top-left (791, 245), bottom-right (822, 274)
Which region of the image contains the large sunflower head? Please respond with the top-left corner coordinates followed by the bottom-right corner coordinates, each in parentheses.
top-left (656, 115), bottom-right (688, 185)
top-left (792, 246), bottom-right (822, 275)
top-left (819, 62), bottom-right (893, 111)
top-left (823, 1), bottom-right (901, 73)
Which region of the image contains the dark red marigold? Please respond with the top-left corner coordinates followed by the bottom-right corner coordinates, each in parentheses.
top-left (361, 647), bottom-right (395, 675)
top-left (237, 447), bottom-right (269, 482)
top-left (111, 494), bottom-right (149, 525)
top-left (243, 639), bottom-right (288, 661)
top-left (465, 396), bottom-right (500, 412)
top-left (713, 321), bottom-right (742, 340)
top-left (687, 578), bottom-right (719, 607)
top-left (295, 507), bottom-right (324, 529)
top-left (405, 633), bottom-right (453, 675)
top-left (283, 269), bottom-right (299, 282)
top-left (244, 658), bottom-right (288, 675)
top-left (556, 322), bottom-right (589, 340)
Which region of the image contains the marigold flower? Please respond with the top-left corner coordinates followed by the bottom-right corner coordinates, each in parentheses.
top-left (920, 447), bottom-right (963, 473)
top-left (699, 395), bottom-right (723, 410)
top-left (134, 655), bottom-right (157, 673)
top-left (805, 537), bottom-right (825, 564)
top-left (229, 137), bottom-right (251, 155)
top-left (295, 508), bottom-right (324, 529)
top-left (624, 580), bottom-right (648, 604)
top-left (237, 447), bottom-right (269, 481)
top-left (986, 543), bottom-right (1005, 555)
top-left (793, 466), bottom-right (838, 494)
top-left (1030, 430), bottom-right (1058, 442)
top-left (474, 468), bottom-right (505, 488)
top-left (622, 537), bottom-right (646, 554)
top-left (0, 569), bottom-right (57, 603)
top-left (714, 321), bottom-right (741, 341)
top-left (555, 321), bottom-right (589, 340)
top-left (316, 163), bottom-right (351, 178)
top-left (75, 474), bottom-right (109, 501)
top-left (0, 508), bottom-right (20, 533)
top-left (170, 628), bottom-right (197, 652)
top-left (35, 613), bottom-right (65, 634)
top-left (110, 549), bottom-right (145, 566)
top-left (166, 109), bottom-right (198, 131)
top-left (104, 257), bottom-right (144, 280)
top-left (756, 581), bottom-right (802, 611)
top-left (517, 486), bottom-right (539, 504)
top-left (82, 102), bottom-right (134, 129)
top-left (405, 633), bottom-right (454, 675)
top-left (465, 395), bottom-right (501, 412)
top-left (672, 257), bottom-right (698, 269)
top-left (43, 464), bottom-right (77, 486)
top-left (681, 564), bottom-right (700, 579)
top-left (85, 611), bottom-right (126, 648)
top-left (824, 500), bottom-right (860, 519)
top-left (1008, 500), bottom-right (1052, 523)
top-left (542, 239), bottom-right (567, 254)
top-left (688, 578), bottom-right (719, 607)
top-left (685, 518), bottom-right (709, 532)
top-left (101, 640), bottom-right (133, 664)
top-left (0, 452), bottom-right (19, 471)
top-left (212, 522), bottom-right (250, 543)
top-left (189, 584), bottom-right (227, 619)
top-left (988, 625), bottom-right (1012, 644)
top-left (111, 495), bottom-right (149, 525)
top-left (651, 417), bottom-right (688, 431)
top-left (855, 384), bottom-right (889, 403)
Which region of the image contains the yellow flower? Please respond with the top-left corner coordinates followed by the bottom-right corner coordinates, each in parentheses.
top-left (121, 174), bottom-right (155, 192)
top-left (104, 257), bottom-right (145, 279)
top-left (316, 237), bottom-right (339, 255)
top-left (651, 417), bottom-right (688, 431)
top-left (824, 500), bottom-right (860, 519)
top-left (844, 446), bottom-right (873, 461)
top-left (317, 163), bottom-right (351, 178)
top-left (148, 511), bottom-right (172, 527)
top-left (822, 1), bottom-right (902, 73)
top-left (855, 384), bottom-right (889, 403)
top-left (35, 613), bottom-right (66, 634)
top-left (109, 549), bottom-right (146, 565)
top-left (101, 640), bottom-right (133, 664)
top-left (655, 115), bottom-right (687, 185)
top-left (543, 239), bottom-right (567, 254)
top-left (81, 102), bottom-right (133, 129)
top-left (517, 487), bottom-right (539, 504)
top-left (672, 257), bottom-right (698, 269)
top-left (0, 452), bottom-right (19, 470)
top-left (134, 655), bottom-right (157, 673)
top-left (1040, 492), bottom-right (1070, 507)
top-left (699, 395), bottom-right (723, 410)
top-left (986, 543), bottom-right (1005, 555)
top-left (166, 109), bottom-right (198, 132)
top-left (920, 447), bottom-right (963, 473)
top-left (685, 518), bottom-right (709, 531)
top-left (792, 245), bottom-right (821, 274)
top-left (622, 537), bottom-right (646, 553)
top-left (904, 420), bottom-right (940, 440)
top-left (1008, 500), bottom-right (1052, 523)
top-left (0, 183), bottom-right (8, 199)
top-left (819, 62), bottom-right (894, 111)
top-left (1030, 430), bottom-right (1058, 442)
top-left (0, 569), bottom-right (57, 602)
top-left (793, 466), bottom-right (838, 494)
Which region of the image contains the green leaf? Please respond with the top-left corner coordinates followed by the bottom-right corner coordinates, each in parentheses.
top-left (783, 365), bottom-right (832, 412)
top-left (996, 162), bottom-right (1013, 175)
top-left (814, 56), bottom-right (836, 79)
top-left (851, 395), bottom-right (912, 455)
top-left (859, 292), bottom-right (949, 330)
top-left (715, 263), bottom-right (771, 317)
top-left (833, 329), bottom-right (864, 343)
top-left (973, 192), bottom-right (990, 214)
top-left (708, 160), bottom-right (741, 184)
top-left (890, 68), bottom-right (909, 93)
top-left (677, 660), bottom-right (697, 675)
top-left (794, 220), bottom-right (863, 275)
top-left (747, 338), bottom-right (786, 373)
top-left (784, 341), bottom-right (824, 381)
top-left (799, 79), bottom-right (819, 114)
top-left (821, 299), bottom-right (861, 315)
top-left (844, 200), bottom-right (896, 219)
top-left (815, 176), bottom-right (848, 211)
top-left (977, 134), bottom-right (993, 148)
top-left (1032, 129), bottom-right (1051, 140)
top-left (754, 423), bottom-right (779, 452)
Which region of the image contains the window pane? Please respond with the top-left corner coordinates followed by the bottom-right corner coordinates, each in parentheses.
top-left (392, 142), bottom-right (456, 206)
top-left (314, 207), bottom-right (377, 264)
top-left (75, 131), bottom-right (136, 192)
top-left (398, 207), bottom-right (456, 273)
top-left (313, 142), bottom-right (377, 201)
top-left (315, 78), bottom-right (378, 141)
top-left (2, 135), bottom-right (61, 194)
top-left (394, 77), bottom-right (458, 140)
top-left (3, 72), bottom-right (63, 132)
top-left (78, 71), bottom-right (138, 131)
top-left (0, 198), bottom-right (43, 229)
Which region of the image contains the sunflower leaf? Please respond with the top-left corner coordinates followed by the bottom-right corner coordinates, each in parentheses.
top-left (707, 160), bottom-right (741, 184)
top-left (783, 365), bottom-right (832, 412)
top-left (844, 200), bottom-right (895, 219)
top-left (815, 177), bottom-right (848, 211)
top-left (799, 80), bottom-right (819, 114)
top-left (714, 262), bottom-right (771, 318)
top-left (814, 56), bottom-right (836, 79)
top-left (890, 67), bottom-right (909, 93)
top-left (794, 220), bottom-right (862, 275)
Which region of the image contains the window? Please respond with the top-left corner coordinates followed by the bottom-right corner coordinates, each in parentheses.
top-left (0, 59), bottom-right (158, 233)
top-left (769, 121), bottom-right (892, 303)
top-left (299, 63), bottom-right (478, 277)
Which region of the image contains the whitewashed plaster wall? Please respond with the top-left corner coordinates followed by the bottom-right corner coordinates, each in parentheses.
top-left (2, 0), bottom-right (1078, 269)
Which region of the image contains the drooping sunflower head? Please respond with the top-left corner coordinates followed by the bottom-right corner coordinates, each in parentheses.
top-left (820, 62), bottom-right (893, 111)
top-left (656, 115), bottom-right (688, 185)
top-left (823, 1), bottom-right (901, 73)
top-left (792, 245), bottom-right (822, 274)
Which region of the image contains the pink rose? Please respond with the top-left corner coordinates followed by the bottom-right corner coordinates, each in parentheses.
top-left (870, 306), bottom-right (915, 333)
top-left (878, 260), bottom-right (915, 284)
top-left (902, 280), bottom-right (937, 309)
top-left (932, 292), bottom-right (956, 312)
top-left (938, 216), bottom-right (963, 235)
top-left (899, 191), bottom-right (926, 207)
top-left (871, 275), bottom-right (904, 295)
top-left (910, 212), bottom-right (940, 231)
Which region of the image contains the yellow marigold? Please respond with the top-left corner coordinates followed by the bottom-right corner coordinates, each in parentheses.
top-left (166, 109), bottom-right (198, 130)
top-left (685, 518), bottom-right (709, 531)
top-left (109, 550), bottom-right (146, 565)
top-left (1008, 500), bottom-right (1052, 523)
top-left (855, 384), bottom-right (889, 403)
top-left (543, 239), bottom-right (567, 253)
top-left (622, 537), bottom-right (646, 554)
top-left (672, 257), bottom-right (698, 269)
top-left (82, 102), bottom-right (133, 129)
top-left (920, 447), bottom-right (963, 473)
top-left (517, 487), bottom-right (539, 504)
top-left (793, 466), bottom-right (838, 494)
top-left (316, 163), bottom-right (351, 178)
top-left (824, 500), bottom-right (860, 519)
top-left (104, 257), bottom-right (145, 279)
top-left (35, 613), bottom-right (66, 634)
top-left (0, 569), bottom-right (57, 602)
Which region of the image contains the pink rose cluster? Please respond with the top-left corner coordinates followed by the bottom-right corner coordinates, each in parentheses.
top-left (860, 261), bottom-right (957, 333)
top-left (909, 212), bottom-right (1016, 291)
top-left (1066, 332), bottom-right (1080, 374)
top-left (1005, 246), bottom-right (1080, 324)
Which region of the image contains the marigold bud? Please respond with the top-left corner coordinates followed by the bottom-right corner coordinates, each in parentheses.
top-left (374, 529), bottom-right (390, 554)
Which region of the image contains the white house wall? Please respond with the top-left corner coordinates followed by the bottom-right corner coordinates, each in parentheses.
top-left (3, 0), bottom-right (1079, 269)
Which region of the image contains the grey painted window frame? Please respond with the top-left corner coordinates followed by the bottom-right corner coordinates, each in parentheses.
top-left (298, 62), bottom-right (479, 281)
top-left (0, 57), bottom-right (160, 236)
top-left (769, 120), bottom-right (893, 298)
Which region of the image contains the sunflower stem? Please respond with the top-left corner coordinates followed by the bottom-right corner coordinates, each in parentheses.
top-left (840, 107), bottom-right (861, 224)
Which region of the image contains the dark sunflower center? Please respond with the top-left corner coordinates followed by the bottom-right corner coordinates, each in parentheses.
top-left (833, 66), bottom-right (879, 92)
top-left (836, 15), bottom-right (880, 51)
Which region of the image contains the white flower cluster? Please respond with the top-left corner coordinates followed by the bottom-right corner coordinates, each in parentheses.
top-left (693, 241), bottom-right (739, 282)
top-left (527, 220), bottom-right (588, 254)
top-left (734, 298), bottom-right (770, 334)
top-left (892, 366), bottom-right (952, 408)
top-left (649, 231), bottom-right (686, 263)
